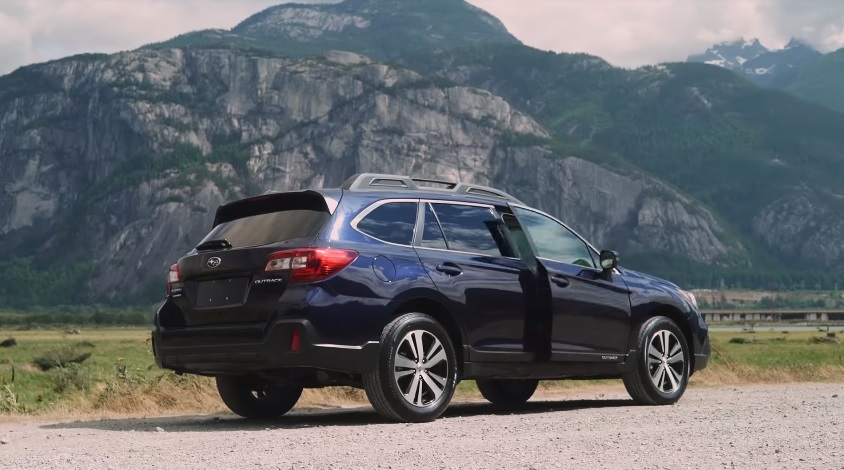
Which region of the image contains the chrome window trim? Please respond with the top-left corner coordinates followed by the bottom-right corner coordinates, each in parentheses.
top-left (348, 198), bottom-right (510, 259)
top-left (350, 198), bottom-right (497, 249)
top-left (414, 244), bottom-right (522, 262)
top-left (418, 201), bottom-right (515, 259)
top-left (350, 198), bottom-right (421, 247)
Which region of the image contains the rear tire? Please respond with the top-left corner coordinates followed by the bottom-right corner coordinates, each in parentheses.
top-left (622, 316), bottom-right (690, 405)
top-left (363, 313), bottom-right (458, 423)
top-left (215, 375), bottom-right (303, 419)
top-left (476, 379), bottom-right (538, 408)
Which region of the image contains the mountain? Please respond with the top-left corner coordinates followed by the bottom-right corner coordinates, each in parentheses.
top-left (2, 0), bottom-right (844, 307)
top-left (688, 37), bottom-right (821, 88)
top-left (402, 44), bottom-right (844, 277)
top-left (739, 39), bottom-right (821, 87)
top-left (0, 48), bottom-right (739, 306)
top-left (145, 0), bottom-right (520, 60)
top-left (687, 38), bottom-right (769, 70)
top-left (786, 46), bottom-right (844, 113)
top-left (689, 38), bottom-right (844, 114)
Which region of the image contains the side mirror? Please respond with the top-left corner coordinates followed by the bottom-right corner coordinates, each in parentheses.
top-left (599, 250), bottom-right (619, 279)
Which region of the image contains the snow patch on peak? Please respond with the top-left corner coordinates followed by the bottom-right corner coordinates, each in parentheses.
top-left (689, 87), bottom-right (712, 109)
top-left (748, 65), bottom-right (775, 75)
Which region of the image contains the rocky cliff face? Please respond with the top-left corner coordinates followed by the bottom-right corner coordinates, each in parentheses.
top-left (235, 6), bottom-right (372, 40)
top-left (753, 191), bottom-right (844, 269)
top-left (402, 45), bottom-right (844, 273)
top-left (149, 0), bottom-right (520, 62)
top-left (0, 48), bottom-right (740, 302)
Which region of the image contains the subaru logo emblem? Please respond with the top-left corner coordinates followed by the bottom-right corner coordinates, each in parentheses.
top-left (207, 257), bottom-right (222, 268)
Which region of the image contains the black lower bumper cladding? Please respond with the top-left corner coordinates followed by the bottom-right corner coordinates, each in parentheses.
top-left (152, 318), bottom-right (380, 376)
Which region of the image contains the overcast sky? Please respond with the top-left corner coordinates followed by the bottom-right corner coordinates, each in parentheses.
top-left (1, 0), bottom-right (843, 75)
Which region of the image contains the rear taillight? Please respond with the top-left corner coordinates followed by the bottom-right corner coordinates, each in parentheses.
top-left (166, 263), bottom-right (181, 295)
top-left (265, 248), bottom-right (358, 283)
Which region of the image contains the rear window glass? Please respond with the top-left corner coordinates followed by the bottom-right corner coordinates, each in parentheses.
top-left (200, 198), bottom-right (330, 249)
top-left (356, 202), bottom-right (418, 245)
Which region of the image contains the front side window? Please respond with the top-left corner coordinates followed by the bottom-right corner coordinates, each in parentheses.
top-left (356, 202), bottom-right (418, 245)
top-left (429, 203), bottom-right (508, 257)
top-left (513, 208), bottom-right (596, 268)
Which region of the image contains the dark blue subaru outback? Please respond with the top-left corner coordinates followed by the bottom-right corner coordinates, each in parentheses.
top-left (152, 174), bottom-right (710, 423)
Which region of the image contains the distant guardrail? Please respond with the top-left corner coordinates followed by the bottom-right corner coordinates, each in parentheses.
top-left (701, 309), bottom-right (844, 323)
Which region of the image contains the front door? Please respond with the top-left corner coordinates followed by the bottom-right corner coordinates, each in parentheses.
top-left (511, 207), bottom-right (632, 360)
top-left (414, 201), bottom-right (529, 362)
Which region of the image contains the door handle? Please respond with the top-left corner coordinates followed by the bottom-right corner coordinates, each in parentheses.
top-left (436, 263), bottom-right (463, 276)
top-left (551, 275), bottom-right (571, 288)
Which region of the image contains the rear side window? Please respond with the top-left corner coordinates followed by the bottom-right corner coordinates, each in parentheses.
top-left (420, 203), bottom-right (448, 250)
top-left (429, 203), bottom-right (508, 257)
top-left (356, 202), bottom-right (418, 245)
top-left (201, 209), bottom-right (330, 249)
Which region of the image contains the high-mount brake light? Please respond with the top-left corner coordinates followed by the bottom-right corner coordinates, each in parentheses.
top-left (265, 248), bottom-right (358, 283)
top-left (166, 264), bottom-right (181, 295)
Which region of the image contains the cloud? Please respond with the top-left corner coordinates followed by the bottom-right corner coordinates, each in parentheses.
top-left (0, 0), bottom-right (287, 73)
top-left (473, 0), bottom-right (844, 67)
top-left (1, 0), bottom-right (843, 74)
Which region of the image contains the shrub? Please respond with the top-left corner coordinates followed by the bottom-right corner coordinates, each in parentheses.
top-left (0, 384), bottom-right (22, 413)
top-left (50, 364), bottom-right (92, 393)
top-left (33, 346), bottom-right (92, 371)
top-left (729, 337), bottom-right (755, 344)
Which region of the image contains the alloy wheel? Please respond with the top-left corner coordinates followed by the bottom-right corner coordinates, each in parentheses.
top-left (647, 330), bottom-right (686, 393)
top-left (393, 330), bottom-right (449, 407)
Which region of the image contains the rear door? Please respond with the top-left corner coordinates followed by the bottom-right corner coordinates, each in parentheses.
top-left (173, 192), bottom-right (333, 327)
top-left (414, 201), bottom-right (529, 361)
top-left (511, 206), bottom-right (632, 359)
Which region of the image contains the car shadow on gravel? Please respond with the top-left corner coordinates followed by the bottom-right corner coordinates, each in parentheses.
top-left (40, 398), bottom-right (635, 433)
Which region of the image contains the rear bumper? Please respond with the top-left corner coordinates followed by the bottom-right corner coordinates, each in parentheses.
top-left (152, 318), bottom-right (380, 376)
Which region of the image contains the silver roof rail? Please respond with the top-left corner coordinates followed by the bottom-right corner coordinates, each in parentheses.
top-left (339, 173), bottom-right (523, 204)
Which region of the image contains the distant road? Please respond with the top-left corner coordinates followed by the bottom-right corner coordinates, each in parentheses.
top-left (702, 308), bottom-right (844, 324)
top-left (3, 384), bottom-right (843, 469)
top-left (708, 325), bottom-right (844, 332)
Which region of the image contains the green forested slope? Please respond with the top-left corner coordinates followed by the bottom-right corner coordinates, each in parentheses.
top-left (786, 47), bottom-right (844, 114)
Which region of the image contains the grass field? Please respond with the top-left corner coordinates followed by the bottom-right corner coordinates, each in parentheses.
top-left (1, 327), bottom-right (842, 420)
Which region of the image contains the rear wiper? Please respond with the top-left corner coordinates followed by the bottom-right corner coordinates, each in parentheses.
top-left (195, 239), bottom-right (233, 252)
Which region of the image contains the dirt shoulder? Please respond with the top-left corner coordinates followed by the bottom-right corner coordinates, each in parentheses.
top-left (2, 383), bottom-right (842, 470)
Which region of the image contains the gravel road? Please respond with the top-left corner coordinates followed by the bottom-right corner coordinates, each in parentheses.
top-left (2, 383), bottom-right (843, 470)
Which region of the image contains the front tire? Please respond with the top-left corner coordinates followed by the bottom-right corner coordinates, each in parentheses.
top-left (622, 316), bottom-right (690, 405)
top-left (363, 313), bottom-right (458, 423)
top-left (215, 375), bottom-right (303, 419)
top-left (476, 379), bottom-right (538, 408)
